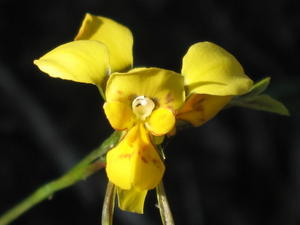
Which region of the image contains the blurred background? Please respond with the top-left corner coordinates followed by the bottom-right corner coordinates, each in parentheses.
top-left (0, 0), bottom-right (298, 224)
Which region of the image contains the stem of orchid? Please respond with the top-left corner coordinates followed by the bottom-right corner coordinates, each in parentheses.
top-left (101, 181), bottom-right (116, 225)
top-left (156, 181), bottom-right (175, 225)
top-left (0, 131), bottom-right (122, 225)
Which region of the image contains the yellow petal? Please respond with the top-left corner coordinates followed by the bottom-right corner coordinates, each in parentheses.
top-left (34, 40), bottom-right (109, 86)
top-left (182, 42), bottom-right (253, 96)
top-left (75, 13), bottom-right (133, 73)
top-left (106, 67), bottom-right (185, 111)
top-left (146, 108), bottom-right (175, 136)
top-left (106, 124), bottom-right (165, 190)
top-left (103, 101), bottom-right (135, 130)
top-left (176, 94), bottom-right (232, 126)
top-left (117, 187), bottom-right (147, 214)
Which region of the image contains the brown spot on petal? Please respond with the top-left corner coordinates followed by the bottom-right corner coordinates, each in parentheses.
top-left (141, 156), bottom-right (149, 164)
top-left (152, 159), bottom-right (159, 164)
top-left (128, 94), bottom-right (137, 102)
top-left (120, 153), bottom-right (132, 159)
top-left (141, 145), bottom-right (149, 152)
top-left (165, 92), bottom-right (174, 104)
top-left (194, 102), bottom-right (204, 112)
top-left (152, 159), bottom-right (162, 169)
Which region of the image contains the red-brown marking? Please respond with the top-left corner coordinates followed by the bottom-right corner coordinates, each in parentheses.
top-left (141, 145), bottom-right (149, 152)
top-left (128, 94), bottom-right (137, 101)
top-left (165, 92), bottom-right (174, 104)
top-left (141, 156), bottom-right (149, 164)
top-left (119, 153), bottom-right (132, 159)
top-left (194, 102), bottom-right (204, 112)
top-left (152, 159), bottom-right (162, 169)
top-left (152, 159), bottom-right (159, 164)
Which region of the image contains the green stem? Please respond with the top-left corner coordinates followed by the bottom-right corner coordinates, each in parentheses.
top-left (0, 131), bottom-right (122, 225)
top-left (156, 181), bottom-right (175, 225)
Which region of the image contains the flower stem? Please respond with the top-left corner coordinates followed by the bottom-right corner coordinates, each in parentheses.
top-left (0, 131), bottom-right (122, 225)
top-left (156, 181), bottom-right (175, 225)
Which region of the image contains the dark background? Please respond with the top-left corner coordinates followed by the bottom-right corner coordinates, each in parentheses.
top-left (0, 0), bottom-right (298, 225)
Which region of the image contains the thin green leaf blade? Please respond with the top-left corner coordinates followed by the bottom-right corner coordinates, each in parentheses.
top-left (232, 94), bottom-right (290, 116)
top-left (245, 77), bottom-right (271, 97)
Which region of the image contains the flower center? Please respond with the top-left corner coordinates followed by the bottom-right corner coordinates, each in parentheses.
top-left (132, 96), bottom-right (155, 120)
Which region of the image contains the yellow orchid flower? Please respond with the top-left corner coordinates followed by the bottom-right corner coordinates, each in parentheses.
top-left (33, 13), bottom-right (253, 216)
top-left (33, 13), bottom-right (185, 214)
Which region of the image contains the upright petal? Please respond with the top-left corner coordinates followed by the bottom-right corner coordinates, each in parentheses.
top-left (182, 42), bottom-right (253, 96)
top-left (117, 187), bottom-right (147, 214)
top-left (75, 13), bottom-right (133, 73)
top-left (176, 94), bottom-right (232, 126)
top-left (106, 67), bottom-right (185, 111)
top-left (106, 124), bottom-right (165, 190)
top-left (34, 40), bottom-right (109, 86)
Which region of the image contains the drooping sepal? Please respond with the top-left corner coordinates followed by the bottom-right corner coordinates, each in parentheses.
top-left (117, 187), bottom-right (147, 214)
top-left (101, 182), bottom-right (116, 225)
top-left (156, 181), bottom-right (175, 225)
